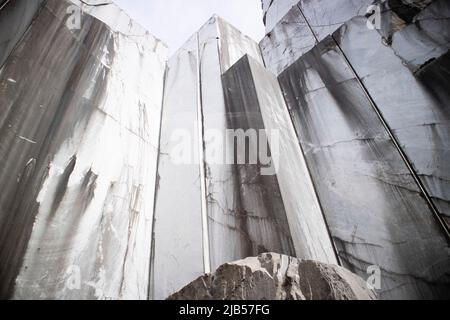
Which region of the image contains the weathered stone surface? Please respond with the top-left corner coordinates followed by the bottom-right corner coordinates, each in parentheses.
top-left (152, 16), bottom-right (267, 300)
top-left (260, 0), bottom-right (372, 75)
top-left (390, 0), bottom-right (450, 71)
top-left (278, 30), bottom-right (450, 299)
top-left (0, 0), bottom-right (167, 299)
top-left (335, 15), bottom-right (450, 233)
top-left (0, 0), bottom-right (44, 67)
top-left (167, 253), bottom-right (377, 300)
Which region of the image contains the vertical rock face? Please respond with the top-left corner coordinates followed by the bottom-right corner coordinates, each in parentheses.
top-left (260, 0), bottom-right (373, 75)
top-left (0, 0), bottom-right (44, 67)
top-left (261, 0), bottom-right (450, 76)
top-left (278, 35), bottom-right (450, 299)
top-left (260, 5), bottom-right (316, 76)
top-left (220, 55), bottom-right (337, 267)
top-left (334, 13), bottom-right (450, 234)
top-left (151, 32), bottom-right (205, 301)
top-left (0, 0), bottom-right (167, 299)
top-left (389, 0), bottom-right (450, 71)
top-left (262, 0), bottom-right (300, 33)
top-left (168, 253), bottom-right (377, 300)
top-left (152, 16), bottom-right (336, 299)
top-left (212, 54), bottom-right (296, 265)
top-left (261, 0), bottom-right (450, 299)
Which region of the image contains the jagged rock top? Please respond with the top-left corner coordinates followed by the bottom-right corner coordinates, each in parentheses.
top-left (168, 253), bottom-right (377, 300)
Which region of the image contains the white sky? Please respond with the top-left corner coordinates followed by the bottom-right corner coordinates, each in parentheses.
top-left (113, 0), bottom-right (265, 55)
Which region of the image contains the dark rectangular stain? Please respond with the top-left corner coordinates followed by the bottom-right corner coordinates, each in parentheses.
top-left (210, 55), bottom-right (295, 268)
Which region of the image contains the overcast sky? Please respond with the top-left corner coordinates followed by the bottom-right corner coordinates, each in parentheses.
top-left (113, 0), bottom-right (265, 55)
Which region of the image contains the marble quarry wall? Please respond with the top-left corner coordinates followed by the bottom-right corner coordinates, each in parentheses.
top-left (262, 0), bottom-right (450, 299)
top-left (0, 0), bottom-right (167, 299)
top-left (151, 15), bottom-right (337, 300)
top-left (0, 0), bottom-right (449, 300)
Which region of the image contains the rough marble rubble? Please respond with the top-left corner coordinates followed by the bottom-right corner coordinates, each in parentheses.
top-left (168, 253), bottom-right (377, 300)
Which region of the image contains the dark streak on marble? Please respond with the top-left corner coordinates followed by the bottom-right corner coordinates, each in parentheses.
top-left (49, 155), bottom-right (77, 219)
top-left (0, 0), bottom-right (44, 68)
top-left (219, 55), bottom-right (295, 263)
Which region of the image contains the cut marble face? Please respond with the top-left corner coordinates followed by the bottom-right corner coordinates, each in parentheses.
top-left (153, 16), bottom-right (332, 300)
top-left (333, 14), bottom-right (450, 234)
top-left (152, 16), bottom-right (270, 300)
top-left (278, 30), bottom-right (450, 299)
top-left (0, 0), bottom-right (166, 299)
top-left (0, 0), bottom-right (45, 67)
top-left (260, 0), bottom-right (373, 76)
